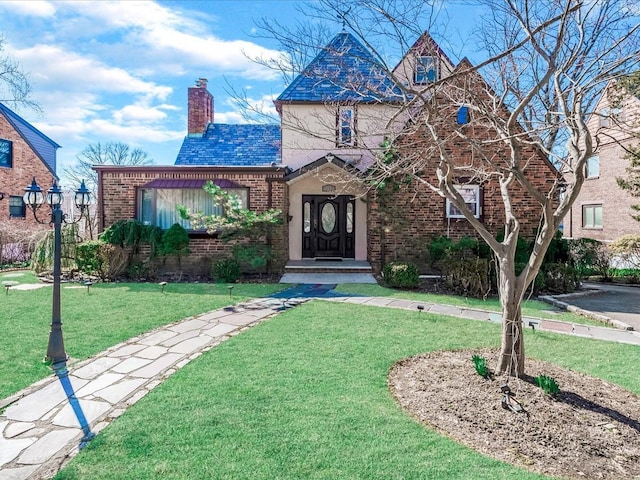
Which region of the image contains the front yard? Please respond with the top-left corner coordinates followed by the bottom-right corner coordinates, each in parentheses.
top-left (52, 300), bottom-right (640, 479)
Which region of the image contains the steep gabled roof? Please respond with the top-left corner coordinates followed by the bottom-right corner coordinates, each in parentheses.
top-left (0, 103), bottom-right (59, 176)
top-left (175, 123), bottom-right (281, 166)
top-left (276, 32), bottom-right (403, 104)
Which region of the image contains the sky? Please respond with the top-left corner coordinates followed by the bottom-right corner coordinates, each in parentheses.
top-left (0, 0), bottom-right (481, 187)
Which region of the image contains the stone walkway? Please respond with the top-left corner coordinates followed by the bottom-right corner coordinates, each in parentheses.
top-left (1, 286), bottom-right (639, 480)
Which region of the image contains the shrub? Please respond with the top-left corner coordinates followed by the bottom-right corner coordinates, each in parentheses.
top-left (609, 234), bottom-right (640, 269)
top-left (212, 257), bottom-right (241, 283)
top-left (569, 238), bottom-right (611, 279)
top-left (541, 263), bottom-right (579, 294)
top-left (75, 241), bottom-right (104, 276)
top-left (472, 355), bottom-right (491, 379)
top-left (382, 261), bottom-right (420, 289)
top-left (232, 243), bottom-right (272, 272)
top-left (443, 257), bottom-right (491, 297)
top-left (534, 375), bottom-right (560, 396)
top-left (75, 241), bottom-right (127, 280)
top-left (160, 223), bottom-right (190, 257)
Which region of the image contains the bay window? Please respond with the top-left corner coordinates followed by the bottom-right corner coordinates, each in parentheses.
top-left (138, 179), bottom-right (248, 230)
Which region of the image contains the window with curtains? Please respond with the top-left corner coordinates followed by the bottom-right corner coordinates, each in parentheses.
top-left (139, 187), bottom-right (249, 230)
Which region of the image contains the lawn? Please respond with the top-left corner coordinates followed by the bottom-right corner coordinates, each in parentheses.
top-left (54, 300), bottom-right (640, 480)
top-left (0, 271), bottom-right (286, 400)
top-left (334, 283), bottom-right (603, 326)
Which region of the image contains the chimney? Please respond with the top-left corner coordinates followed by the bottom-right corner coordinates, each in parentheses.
top-left (188, 78), bottom-right (213, 136)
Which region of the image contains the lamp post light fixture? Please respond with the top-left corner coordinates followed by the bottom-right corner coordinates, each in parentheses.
top-left (23, 177), bottom-right (95, 446)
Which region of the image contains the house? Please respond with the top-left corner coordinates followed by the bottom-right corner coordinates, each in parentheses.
top-left (0, 103), bottom-right (59, 225)
top-left (96, 32), bottom-right (558, 276)
top-left (563, 81), bottom-right (640, 242)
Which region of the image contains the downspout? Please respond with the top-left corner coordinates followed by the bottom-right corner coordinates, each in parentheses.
top-left (266, 176), bottom-right (273, 275)
top-left (97, 169), bottom-right (105, 232)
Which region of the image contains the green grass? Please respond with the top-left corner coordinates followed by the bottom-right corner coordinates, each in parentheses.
top-left (54, 301), bottom-right (640, 480)
top-left (0, 273), bottom-right (286, 400)
top-left (334, 283), bottom-right (603, 326)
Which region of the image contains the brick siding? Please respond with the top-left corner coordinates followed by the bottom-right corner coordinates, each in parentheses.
top-left (0, 114), bottom-right (57, 227)
top-left (96, 166), bottom-right (288, 277)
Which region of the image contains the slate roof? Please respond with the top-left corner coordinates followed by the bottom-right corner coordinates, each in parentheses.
top-left (0, 103), bottom-right (59, 176)
top-left (175, 123), bottom-right (281, 166)
top-left (276, 32), bottom-right (403, 104)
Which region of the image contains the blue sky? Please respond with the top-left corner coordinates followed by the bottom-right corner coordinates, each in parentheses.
top-left (0, 0), bottom-right (481, 185)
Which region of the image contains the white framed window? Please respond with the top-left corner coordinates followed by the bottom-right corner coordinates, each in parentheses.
top-left (415, 56), bottom-right (439, 84)
top-left (599, 107), bottom-right (622, 127)
top-left (585, 156), bottom-right (599, 178)
top-left (446, 185), bottom-right (481, 219)
top-left (139, 187), bottom-right (248, 230)
top-left (337, 106), bottom-right (355, 147)
top-left (582, 204), bottom-right (602, 228)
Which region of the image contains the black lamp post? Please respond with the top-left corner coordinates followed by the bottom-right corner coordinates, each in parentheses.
top-left (23, 177), bottom-right (94, 446)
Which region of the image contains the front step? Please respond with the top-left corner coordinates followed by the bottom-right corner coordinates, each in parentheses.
top-left (284, 259), bottom-right (373, 274)
top-left (281, 260), bottom-right (377, 284)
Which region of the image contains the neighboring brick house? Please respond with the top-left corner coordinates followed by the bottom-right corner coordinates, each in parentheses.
top-left (0, 103), bottom-right (59, 226)
top-left (563, 83), bottom-right (640, 242)
top-left (97, 32), bottom-right (559, 275)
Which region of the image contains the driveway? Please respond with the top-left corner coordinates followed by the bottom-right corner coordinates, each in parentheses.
top-left (564, 282), bottom-right (640, 331)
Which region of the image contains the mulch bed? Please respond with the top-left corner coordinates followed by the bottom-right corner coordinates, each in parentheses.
top-left (388, 348), bottom-right (640, 480)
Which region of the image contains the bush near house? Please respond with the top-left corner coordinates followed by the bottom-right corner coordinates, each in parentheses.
top-left (404, 231), bottom-right (579, 298)
top-left (382, 261), bottom-right (420, 289)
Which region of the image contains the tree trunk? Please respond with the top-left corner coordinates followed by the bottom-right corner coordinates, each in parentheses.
top-left (497, 297), bottom-right (525, 377)
top-left (496, 262), bottom-right (525, 377)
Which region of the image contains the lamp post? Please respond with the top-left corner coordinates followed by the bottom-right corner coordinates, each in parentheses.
top-left (23, 177), bottom-right (94, 446)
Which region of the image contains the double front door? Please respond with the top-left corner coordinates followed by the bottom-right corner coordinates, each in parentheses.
top-left (302, 195), bottom-right (355, 258)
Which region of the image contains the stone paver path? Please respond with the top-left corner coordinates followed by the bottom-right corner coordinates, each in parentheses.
top-left (2, 285), bottom-right (639, 480)
top-left (0, 296), bottom-right (300, 480)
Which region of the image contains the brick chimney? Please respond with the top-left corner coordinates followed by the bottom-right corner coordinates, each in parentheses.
top-left (188, 78), bottom-right (213, 136)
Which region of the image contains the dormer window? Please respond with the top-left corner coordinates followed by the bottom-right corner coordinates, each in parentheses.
top-left (337, 106), bottom-right (356, 147)
top-left (0, 139), bottom-right (12, 168)
top-left (415, 56), bottom-right (439, 84)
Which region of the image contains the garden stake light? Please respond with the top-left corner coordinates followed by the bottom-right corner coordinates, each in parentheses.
top-left (228, 285), bottom-right (234, 298)
top-left (159, 281), bottom-right (167, 293)
top-left (84, 281), bottom-right (93, 294)
top-left (23, 177), bottom-right (95, 447)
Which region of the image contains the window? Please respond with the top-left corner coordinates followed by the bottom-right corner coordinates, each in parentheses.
top-left (415, 56), bottom-right (439, 84)
top-left (599, 107), bottom-right (622, 127)
top-left (139, 187), bottom-right (248, 230)
top-left (0, 139), bottom-right (12, 168)
top-left (446, 185), bottom-right (481, 219)
top-left (337, 106), bottom-right (355, 147)
top-left (457, 106), bottom-right (470, 125)
top-left (585, 156), bottom-right (599, 178)
top-left (582, 204), bottom-right (603, 228)
top-left (9, 196), bottom-right (25, 218)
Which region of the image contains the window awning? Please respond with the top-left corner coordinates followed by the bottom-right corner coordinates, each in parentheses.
top-left (141, 179), bottom-right (242, 189)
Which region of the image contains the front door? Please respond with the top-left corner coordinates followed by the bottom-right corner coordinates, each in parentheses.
top-left (302, 195), bottom-right (355, 258)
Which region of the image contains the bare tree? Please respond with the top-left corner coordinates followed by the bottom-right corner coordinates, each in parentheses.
top-left (253, 0), bottom-right (640, 376)
top-left (65, 142), bottom-right (153, 239)
top-left (0, 35), bottom-right (38, 111)
top-left (65, 142), bottom-right (153, 195)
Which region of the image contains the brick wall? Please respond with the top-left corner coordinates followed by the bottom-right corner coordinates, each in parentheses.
top-left (367, 66), bottom-right (559, 272)
top-left (0, 113), bottom-right (57, 227)
top-left (96, 166), bottom-right (288, 277)
top-left (564, 93), bottom-right (640, 242)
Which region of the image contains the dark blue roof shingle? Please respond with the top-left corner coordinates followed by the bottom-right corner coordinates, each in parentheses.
top-left (277, 32), bottom-right (403, 103)
top-left (175, 123), bottom-right (281, 166)
top-left (0, 103), bottom-right (59, 175)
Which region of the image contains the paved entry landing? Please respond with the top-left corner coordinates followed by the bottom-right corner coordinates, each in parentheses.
top-left (269, 283), bottom-right (342, 298)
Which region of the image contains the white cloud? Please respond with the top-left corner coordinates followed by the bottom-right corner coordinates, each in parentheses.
top-left (0, 0), bottom-right (56, 17)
